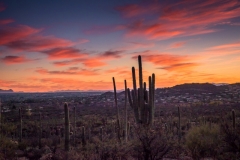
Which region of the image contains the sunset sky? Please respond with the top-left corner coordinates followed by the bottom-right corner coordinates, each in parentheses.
top-left (0, 0), bottom-right (240, 92)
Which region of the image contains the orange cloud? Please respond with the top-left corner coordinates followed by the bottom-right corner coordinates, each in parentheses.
top-left (133, 51), bottom-right (189, 66)
top-left (53, 57), bottom-right (106, 67)
top-left (132, 51), bottom-right (198, 72)
top-left (105, 67), bottom-right (131, 76)
top-left (208, 42), bottom-right (240, 51)
top-left (82, 58), bottom-right (107, 67)
top-left (1, 55), bottom-right (34, 64)
top-left (159, 63), bottom-right (199, 72)
top-left (170, 41), bottom-right (186, 48)
top-left (53, 50), bottom-right (124, 67)
top-left (35, 68), bottom-right (99, 76)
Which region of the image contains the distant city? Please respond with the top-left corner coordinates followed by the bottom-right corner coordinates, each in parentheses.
top-left (1, 83), bottom-right (239, 113)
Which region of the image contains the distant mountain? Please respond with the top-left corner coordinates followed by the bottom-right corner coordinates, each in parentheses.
top-left (212, 83), bottom-right (229, 86)
top-left (0, 89), bottom-right (14, 93)
top-left (172, 83), bottom-right (217, 91)
top-left (54, 90), bottom-right (81, 92)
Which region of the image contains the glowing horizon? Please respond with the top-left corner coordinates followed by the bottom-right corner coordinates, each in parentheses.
top-left (0, 0), bottom-right (240, 92)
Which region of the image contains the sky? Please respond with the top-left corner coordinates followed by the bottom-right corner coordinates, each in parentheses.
top-left (0, 0), bottom-right (240, 92)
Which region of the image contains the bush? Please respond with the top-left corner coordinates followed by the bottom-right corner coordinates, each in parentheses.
top-left (132, 126), bottom-right (170, 160)
top-left (0, 136), bottom-right (18, 159)
top-left (185, 124), bottom-right (220, 160)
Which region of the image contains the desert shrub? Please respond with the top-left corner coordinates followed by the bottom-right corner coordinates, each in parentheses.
top-left (1, 122), bottom-right (16, 136)
top-left (18, 140), bottom-right (29, 150)
top-left (95, 139), bottom-right (131, 160)
top-left (186, 124), bottom-right (220, 160)
top-left (0, 136), bottom-right (18, 159)
top-left (132, 126), bottom-right (170, 160)
top-left (219, 123), bottom-right (240, 159)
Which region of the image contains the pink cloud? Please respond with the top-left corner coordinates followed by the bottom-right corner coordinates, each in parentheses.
top-left (76, 39), bottom-right (89, 44)
top-left (159, 63), bottom-right (199, 72)
top-left (117, 0), bottom-right (240, 39)
top-left (0, 2), bottom-right (5, 12)
top-left (35, 68), bottom-right (99, 76)
top-left (0, 19), bottom-right (14, 25)
top-left (53, 50), bottom-right (125, 67)
top-left (43, 47), bottom-right (87, 60)
top-left (0, 25), bottom-right (41, 45)
top-left (1, 55), bottom-right (34, 64)
top-left (6, 35), bottom-right (74, 52)
top-left (132, 51), bottom-right (199, 72)
top-left (170, 41), bottom-right (186, 48)
top-left (0, 24), bottom-right (89, 60)
top-left (99, 50), bottom-right (124, 59)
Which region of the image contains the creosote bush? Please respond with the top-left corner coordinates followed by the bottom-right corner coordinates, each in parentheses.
top-left (186, 124), bottom-right (220, 160)
top-left (132, 126), bottom-right (170, 160)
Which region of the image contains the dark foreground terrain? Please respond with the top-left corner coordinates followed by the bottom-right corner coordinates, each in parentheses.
top-left (0, 83), bottom-right (240, 160)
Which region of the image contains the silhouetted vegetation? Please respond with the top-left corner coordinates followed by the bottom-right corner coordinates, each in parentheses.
top-left (0, 56), bottom-right (240, 159)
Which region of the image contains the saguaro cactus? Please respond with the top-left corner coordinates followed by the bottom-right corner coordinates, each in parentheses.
top-left (232, 109), bottom-right (235, 130)
top-left (0, 99), bottom-right (2, 138)
top-left (124, 80), bottom-right (128, 142)
top-left (64, 103), bottom-right (70, 151)
top-left (39, 112), bottom-right (42, 149)
top-left (112, 77), bottom-right (121, 142)
top-left (19, 108), bottom-right (22, 142)
top-left (73, 106), bottom-right (76, 146)
top-left (127, 55), bottom-right (156, 126)
top-left (178, 106), bottom-right (181, 143)
top-left (82, 126), bottom-right (86, 145)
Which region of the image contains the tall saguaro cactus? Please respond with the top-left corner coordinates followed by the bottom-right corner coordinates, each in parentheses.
top-left (73, 106), bottom-right (76, 146)
top-left (124, 80), bottom-right (128, 142)
top-left (0, 99), bottom-right (2, 138)
top-left (178, 106), bottom-right (181, 143)
top-left (232, 109), bottom-right (236, 130)
top-left (112, 77), bottom-right (121, 142)
top-left (19, 108), bottom-right (22, 142)
top-left (64, 103), bottom-right (70, 151)
top-left (39, 112), bottom-right (42, 149)
top-left (127, 55), bottom-right (156, 126)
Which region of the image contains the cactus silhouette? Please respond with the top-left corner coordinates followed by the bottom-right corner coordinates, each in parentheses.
top-left (112, 77), bottom-right (121, 142)
top-left (124, 80), bottom-right (128, 142)
top-left (82, 126), bottom-right (86, 145)
top-left (178, 106), bottom-right (181, 143)
top-left (232, 109), bottom-right (235, 130)
top-left (39, 112), bottom-right (42, 149)
top-left (19, 108), bottom-right (22, 142)
top-left (64, 103), bottom-right (70, 151)
top-left (73, 106), bottom-right (76, 146)
top-left (127, 55), bottom-right (156, 126)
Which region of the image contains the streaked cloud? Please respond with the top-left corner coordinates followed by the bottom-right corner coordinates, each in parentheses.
top-left (35, 68), bottom-right (99, 76)
top-left (53, 50), bottom-right (125, 67)
top-left (0, 25), bottom-right (41, 45)
top-left (1, 55), bottom-right (34, 64)
top-left (117, 0), bottom-right (240, 39)
top-left (0, 2), bottom-right (6, 12)
top-left (169, 41), bottom-right (186, 49)
top-left (0, 19), bottom-right (14, 25)
top-left (6, 35), bottom-right (74, 52)
top-left (42, 47), bottom-right (87, 60)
